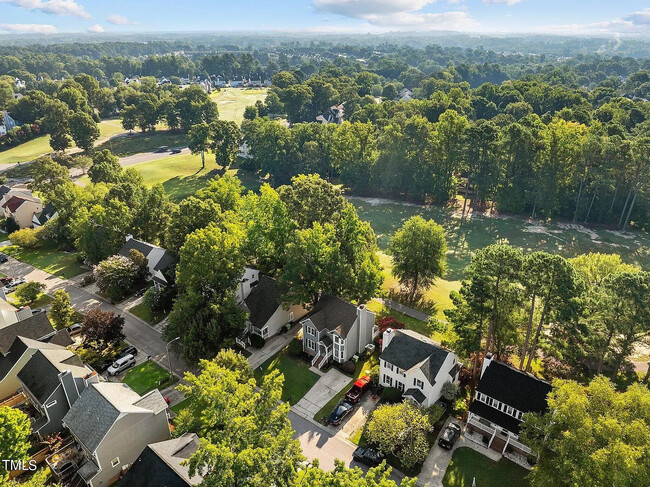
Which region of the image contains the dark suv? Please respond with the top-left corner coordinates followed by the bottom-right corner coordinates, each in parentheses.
top-left (353, 447), bottom-right (384, 466)
top-left (438, 423), bottom-right (462, 450)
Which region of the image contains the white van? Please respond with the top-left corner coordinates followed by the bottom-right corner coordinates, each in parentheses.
top-left (107, 354), bottom-right (136, 376)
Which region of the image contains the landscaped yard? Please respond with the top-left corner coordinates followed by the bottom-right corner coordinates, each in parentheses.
top-left (211, 88), bottom-right (268, 124)
top-left (9, 292), bottom-right (53, 309)
top-left (442, 447), bottom-right (531, 487)
top-left (122, 360), bottom-right (177, 395)
top-left (128, 301), bottom-right (168, 325)
top-left (253, 344), bottom-right (320, 405)
top-left (2, 240), bottom-right (86, 279)
top-left (170, 397), bottom-right (192, 415)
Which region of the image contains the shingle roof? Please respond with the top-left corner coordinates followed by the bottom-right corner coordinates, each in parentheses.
top-left (469, 399), bottom-right (523, 434)
top-left (0, 313), bottom-right (56, 354)
top-left (302, 294), bottom-right (358, 338)
top-left (45, 329), bottom-right (74, 348)
top-left (404, 388), bottom-right (426, 404)
top-left (0, 336), bottom-right (68, 380)
top-left (0, 185), bottom-right (11, 199)
top-left (381, 329), bottom-right (449, 385)
top-left (476, 361), bottom-right (552, 414)
top-left (119, 238), bottom-right (155, 258)
top-left (35, 202), bottom-right (56, 225)
top-left (153, 251), bottom-right (176, 272)
top-left (244, 276), bottom-right (281, 329)
top-left (2, 195), bottom-right (27, 212)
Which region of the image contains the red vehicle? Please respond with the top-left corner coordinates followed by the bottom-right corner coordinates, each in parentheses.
top-left (345, 375), bottom-right (372, 403)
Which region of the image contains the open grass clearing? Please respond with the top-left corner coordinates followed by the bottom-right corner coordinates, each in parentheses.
top-left (211, 88), bottom-right (268, 124)
top-left (128, 301), bottom-right (169, 325)
top-left (442, 447), bottom-right (530, 487)
top-left (253, 345), bottom-right (320, 406)
top-left (122, 360), bottom-right (177, 395)
top-left (95, 129), bottom-right (187, 157)
top-left (2, 240), bottom-right (86, 279)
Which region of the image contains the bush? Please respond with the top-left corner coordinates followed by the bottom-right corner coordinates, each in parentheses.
top-left (249, 333), bottom-right (265, 349)
top-left (3, 217), bottom-right (19, 235)
top-left (9, 226), bottom-right (46, 249)
top-left (94, 254), bottom-right (139, 301)
top-left (427, 404), bottom-right (445, 425)
top-left (340, 360), bottom-right (356, 375)
top-left (441, 381), bottom-right (460, 401)
top-left (14, 281), bottom-right (46, 304)
top-left (287, 338), bottom-right (303, 357)
top-left (80, 273), bottom-right (96, 287)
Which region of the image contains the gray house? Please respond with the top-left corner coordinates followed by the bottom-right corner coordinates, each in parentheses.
top-left (300, 294), bottom-right (376, 369)
top-left (17, 348), bottom-right (97, 438)
top-left (118, 235), bottom-right (176, 289)
top-left (55, 382), bottom-right (170, 487)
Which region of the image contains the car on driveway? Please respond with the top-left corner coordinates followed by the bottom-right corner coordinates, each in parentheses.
top-left (2, 278), bottom-right (25, 294)
top-left (107, 354), bottom-right (136, 376)
top-left (154, 146), bottom-right (168, 153)
top-left (345, 375), bottom-right (372, 403)
top-left (0, 277), bottom-right (13, 286)
top-left (328, 401), bottom-right (354, 426)
top-left (116, 345), bottom-right (138, 360)
top-left (94, 359), bottom-right (113, 373)
top-left (0, 252), bottom-right (8, 263)
top-left (353, 447), bottom-right (384, 467)
top-left (438, 422), bottom-right (462, 450)
top-left (133, 287), bottom-right (148, 297)
top-left (66, 323), bottom-right (83, 336)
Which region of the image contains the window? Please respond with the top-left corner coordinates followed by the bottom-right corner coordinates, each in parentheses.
top-left (288, 312), bottom-right (294, 322)
top-left (413, 378), bottom-right (424, 389)
top-left (507, 406), bottom-right (514, 416)
top-left (384, 375), bottom-right (393, 387)
top-left (261, 327), bottom-right (269, 338)
top-left (306, 325), bottom-right (316, 336)
top-left (111, 458), bottom-right (120, 468)
top-left (45, 400), bottom-right (57, 408)
top-left (397, 381), bottom-right (405, 393)
top-left (307, 339), bottom-right (315, 350)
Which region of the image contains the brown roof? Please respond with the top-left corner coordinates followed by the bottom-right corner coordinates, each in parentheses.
top-left (2, 195), bottom-right (26, 212)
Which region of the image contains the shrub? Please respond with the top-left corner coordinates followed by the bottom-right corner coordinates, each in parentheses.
top-left (287, 338), bottom-right (303, 357)
top-left (14, 281), bottom-right (45, 304)
top-left (249, 333), bottom-right (265, 349)
top-left (368, 364), bottom-right (380, 385)
top-left (376, 316), bottom-right (405, 333)
top-left (427, 404), bottom-right (445, 425)
top-left (3, 216), bottom-right (19, 234)
top-left (340, 360), bottom-right (356, 375)
top-left (80, 273), bottom-right (96, 287)
top-left (441, 381), bottom-right (460, 401)
top-left (9, 226), bottom-right (46, 248)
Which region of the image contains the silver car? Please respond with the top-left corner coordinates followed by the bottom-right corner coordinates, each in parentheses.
top-left (107, 354), bottom-right (136, 376)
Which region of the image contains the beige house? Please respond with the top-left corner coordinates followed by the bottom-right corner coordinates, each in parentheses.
top-left (0, 185), bottom-right (43, 228)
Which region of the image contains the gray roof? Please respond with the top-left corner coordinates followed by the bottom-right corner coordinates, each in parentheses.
top-left (63, 383), bottom-right (167, 453)
top-left (381, 330), bottom-right (450, 385)
top-left (302, 294), bottom-right (358, 338)
top-left (0, 336), bottom-right (69, 381)
top-left (150, 433), bottom-right (202, 485)
top-left (244, 276), bottom-right (282, 329)
top-left (0, 313), bottom-right (56, 354)
top-left (45, 329), bottom-right (74, 347)
top-left (119, 238), bottom-right (155, 259)
top-left (404, 388), bottom-right (426, 404)
top-left (153, 251), bottom-right (176, 272)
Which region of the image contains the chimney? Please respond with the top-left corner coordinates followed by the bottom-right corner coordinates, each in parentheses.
top-left (126, 234), bottom-right (133, 242)
top-left (382, 328), bottom-right (395, 351)
top-left (16, 306), bottom-right (33, 321)
top-left (481, 352), bottom-right (493, 378)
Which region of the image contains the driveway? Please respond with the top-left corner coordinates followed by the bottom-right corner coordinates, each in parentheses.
top-left (293, 367), bottom-right (350, 419)
top-left (0, 256), bottom-right (192, 380)
top-left (339, 390), bottom-right (381, 439)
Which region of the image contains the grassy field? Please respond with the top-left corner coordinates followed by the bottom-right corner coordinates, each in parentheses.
top-left (2, 240), bottom-right (86, 279)
top-left (122, 360), bottom-right (177, 395)
top-left (128, 301), bottom-right (169, 325)
top-left (0, 119), bottom-right (127, 165)
top-left (170, 397), bottom-right (192, 415)
top-left (442, 447), bottom-right (531, 487)
top-left (211, 88), bottom-right (268, 124)
top-left (254, 343), bottom-right (320, 405)
top-left (95, 130), bottom-right (187, 157)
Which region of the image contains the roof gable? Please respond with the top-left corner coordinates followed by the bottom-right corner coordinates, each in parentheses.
top-left (0, 313), bottom-right (55, 355)
top-left (381, 330), bottom-right (450, 384)
top-left (302, 294), bottom-right (358, 338)
top-left (244, 276), bottom-right (282, 328)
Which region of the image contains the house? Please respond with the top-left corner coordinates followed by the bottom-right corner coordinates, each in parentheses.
top-left (32, 202), bottom-right (58, 228)
top-left (229, 76), bottom-right (245, 88)
top-left (316, 103), bottom-right (345, 124)
top-left (197, 78), bottom-right (212, 93)
top-left (50, 382), bottom-right (170, 487)
top-left (466, 354), bottom-right (552, 456)
top-left (125, 76), bottom-right (140, 85)
top-left (0, 111), bottom-right (19, 137)
top-left (15, 78), bottom-right (26, 90)
top-left (300, 294), bottom-right (376, 370)
top-left (0, 186), bottom-right (43, 228)
top-left (239, 275), bottom-right (307, 341)
top-left (379, 328), bottom-right (460, 408)
top-left (0, 310), bottom-right (72, 354)
top-left (0, 333), bottom-right (73, 402)
top-left (17, 348), bottom-right (97, 438)
top-left (117, 433), bottom-right (203, 486)
top-left (212, 75), bottom-right (226, 88)
top-left (398, 88), bottom-right (412, 102)
top-left (118, 235), bottom-right (176, 289)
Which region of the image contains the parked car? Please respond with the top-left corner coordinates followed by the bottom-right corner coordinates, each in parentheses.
top-left (0, 276), bottom-right (13, 286)
top-left (170, 147), bottom-right (183, 154)
top-left (353, 447), bottom-right (384, 467)
top-left (438, 422), bottom-right (462, 450)
top-left (94, 359), bottom-right (113, 373)
top-left (31, 308), bottom-right (46, 314)
top-left (2, 278), bottom-right (25, 294)
top-left (133, 287), bottom-right (148, 297)
top-left (66, 323), bottom-right (83, 336)
top-left (116, 345), bottom-right (138, 359)
top-left (154, 146), bottom-right (168, 153)
top-left (107, 354), bottom-right (136, 376)
top-left (345, 375), bottom-right (372, 403)
top-left (0, 252), bottom-right (8, 263)
top-left (328, 401), bottom-right (354, 426)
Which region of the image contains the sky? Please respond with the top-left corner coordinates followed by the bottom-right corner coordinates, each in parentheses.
top-left (0, 0), bottom-right (649, 36)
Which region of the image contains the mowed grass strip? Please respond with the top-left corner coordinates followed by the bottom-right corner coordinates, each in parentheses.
top-left (211, 88), bottom-right (268, 124)
top-left (122, 360), bottom-right (177, 395)
top-left (442, 447), bottom-right (531, 487)
top-left (2, 240), bottom-right (86, 279)
top-left (253, 345), bottom-right (319, 405)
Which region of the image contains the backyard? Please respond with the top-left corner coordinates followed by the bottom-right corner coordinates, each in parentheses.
top-left (442, 447), bottom-right (531, 487)
top-left (2, 240), bottom-right (86, 279)
top-left (122, 360), bottom-right (177, 395)
top-left (211, 88), bottom-right (268, 124)
top-left (253, 342), bottom-right (320, 405)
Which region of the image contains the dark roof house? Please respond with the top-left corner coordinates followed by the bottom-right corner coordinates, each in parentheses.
top-left (0, 313), bottom-right (70, 355)
top-left (119, 235), bottom-right (176, 287)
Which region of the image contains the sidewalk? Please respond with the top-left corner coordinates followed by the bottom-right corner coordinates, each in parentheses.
top-left (248, 325), bottom-right (300, 369)
top-left (375, 298), bottom-right (431, 321)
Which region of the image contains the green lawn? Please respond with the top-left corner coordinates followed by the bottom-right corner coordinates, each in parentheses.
top-left (442, 447), bottom-right (531, 487)
top-left (253, 344), bottom-right (320, 405)
top-left (0, 231), bottom-right (9, 242)
top-left (313, 351), bottom-right (379, 424)
top-left (95, 130), bottom-right (188, 157)
top-left (211, 88), bottom-right (268, 124)
top-left (9, 292), bottom-right (53, 308)
top-left (128, 301), bottom-right (169, 325)
top-left (2, 241), bottom-right (86, 279)
top-left (122, 360), bottom-right (177, 395)
top-left (170, 397), bottom-right (192, 415)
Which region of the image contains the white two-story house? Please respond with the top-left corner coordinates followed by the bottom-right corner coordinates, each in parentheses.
top-left (466, 353), bottom-right (552, 457)
top-left (300, 294), bottom-right (376, 369)
top-left (379, 328), bottom-right (460, 408)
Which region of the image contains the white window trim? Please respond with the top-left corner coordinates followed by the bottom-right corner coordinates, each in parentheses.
top-left (307, 339), bottom-right (316, 350)
top-left (306, 325), bottom-right (316, 336)
top-left (111, 457), bottom-right (120, 468)
top-left (45, 400), bottom-right (57, 408)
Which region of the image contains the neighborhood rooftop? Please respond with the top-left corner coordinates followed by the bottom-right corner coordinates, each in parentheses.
top-left (244, 275), bottom-right (282, 329)
top-left (381, 329), bottom-right (450, 385)
top-left (303, 294), bottom-right (359, 338)
top-left (0, 313), bottom-right (71, 354)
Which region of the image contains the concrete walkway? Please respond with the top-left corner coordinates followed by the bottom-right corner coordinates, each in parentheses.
top-left (293, 368), bottom-right (350, 419)
top-left (375, 298), bottom-right (431, 321)
top-left (247, 324), bottom-right (300, 369)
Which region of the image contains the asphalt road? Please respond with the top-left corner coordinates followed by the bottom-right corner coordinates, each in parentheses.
top-left (119, 147), bottom-right (191, 167)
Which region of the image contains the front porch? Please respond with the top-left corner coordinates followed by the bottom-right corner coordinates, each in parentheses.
top-left (466, 413), bottom-right (532, 460)
top-left (311, 337), bottom-right (333, 370)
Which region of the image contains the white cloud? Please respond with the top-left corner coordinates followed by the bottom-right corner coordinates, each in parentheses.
top-left (313, 0), bottom-right (436, 18)
top-left (483, 0), bottom-right (522, 5)
top-left (0, 22), bottom-right (57, 33)
top-left (87, 24), bottom-right (104, 33)
top-left (1, 0), bottom-right (90, 19)
top-left (365, 11), bottom-right (477, 30)
top-left (106, 14), bottom-right (137, 26)
top-left (542, 8), bottom-right (650, 34)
